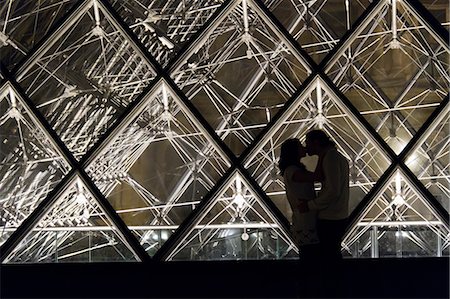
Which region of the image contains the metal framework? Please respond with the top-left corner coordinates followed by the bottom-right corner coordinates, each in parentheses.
top-left (0, 0), bottom-right (448, 262)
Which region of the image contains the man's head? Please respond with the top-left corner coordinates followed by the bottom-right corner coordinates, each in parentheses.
top-left (305, 130), bottom-right (334, 155)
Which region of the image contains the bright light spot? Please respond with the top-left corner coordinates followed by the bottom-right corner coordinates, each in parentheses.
top-left (393, 194), bottom-right (405, 206)
top-left (241, 232), bottom-right (249, 241)
top-left (76, 193), bottom-right (87, 204)
top-left (233, 193), bottom-right (246, 209)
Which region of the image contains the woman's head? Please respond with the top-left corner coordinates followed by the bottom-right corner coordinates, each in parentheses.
top-left (278, 138), bottom-right (306, 175)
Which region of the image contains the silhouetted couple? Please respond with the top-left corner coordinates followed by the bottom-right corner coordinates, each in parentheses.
top-left (279, 130), bottom-right (349, 262)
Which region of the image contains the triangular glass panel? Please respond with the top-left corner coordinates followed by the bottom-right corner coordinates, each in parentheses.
top-left (170, 0), bottom-right (311, 156)
top-left (326, 0), bottom-right (449, 154)
top-left (405, 108), bottom-right (449, 213)
top-left (3, 176), bottom-right (139, 263)
top-left (16, 0), bottom-right (157, 160)
top-left (85, 81), bottom-right (231, 257)
top-left (264, 0), bottom-right (372, 63)
top-left (168, 171), bottom-right (297, 260)
top-left (343, 169), bottom-right (450, 258)
top-left (0, 0), bottom-right (78, 71)
top-left (0, 83), bottom-right (71, 245)
top-left (110, 0), bottom-right (225, 68)
top-left (244, 77), bottom-right (391, 222)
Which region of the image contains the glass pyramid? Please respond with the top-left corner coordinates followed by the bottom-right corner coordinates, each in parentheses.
top-left (0, 0), bottom-right (448, 263)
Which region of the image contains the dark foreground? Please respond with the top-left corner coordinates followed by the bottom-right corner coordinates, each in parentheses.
top-left (1, 257), bottom-right (448, 298)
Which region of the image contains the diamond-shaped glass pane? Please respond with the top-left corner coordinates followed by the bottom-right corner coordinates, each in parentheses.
top-left (85, 82), bottom-right (230, 256)
top-left (110, 0), bottom-right (224, 68)
top-left (264, 0), bottom-right (371, 63)
top-left (171, 1), bottom-right (310, 156)
top-left (326, 1), bottom-right (450, 154)
top-left (343, 170), bottom-right (450, 258)
top-left (168, 172), bottom-right (297, 260)
top-left (0, 84), bottom-right (70, 245)
top-left (245, 79), bottom-right (391, 219)
top-left (16, 1), bottom-right (156, 160)
top-left (0, 0), bottom-right (78, 71)
top-left (3, 177), bottom-right (138, 263)
top-left (405, 108), bottom-right (450, 213)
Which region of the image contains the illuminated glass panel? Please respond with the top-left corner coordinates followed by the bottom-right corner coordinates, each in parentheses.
top-left (16, 0), bottom-right (156, 160)
top-left (171, 0), bottom-right (311, 156)
top-left (343, 170), bottom-right (450, 258)
top-left (264, 0), bottom-right (371, 63)
top-left (168, 172), bottom-right (297, 260)
top-left (326, 0), bottom-right (449, 154)
top-left (406, 108), bottom-right (450, 213)
top-left (110, 0), bottom-right (224, 67)
top-left (85, 81), bottom-right (230, 256)
top-left (0, 84), bottom-right (70, 245)
top-left (244, 78), bottom-right (391, 219)
top-left (0, 0), bottom-right (78, 71)
top-left (3, 177), bottom-right (138, 263)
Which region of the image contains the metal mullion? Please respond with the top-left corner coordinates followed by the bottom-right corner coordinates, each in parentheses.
top-left (322, 0), bottom-right (385, 72)
top-left (399, 96), bottom-right (449, 162)
top-left (398, 165), bottom-right (449, 227)
top-left (403, 0), bottom-right (450, 53)
top-left (236, 164), bottom-right (291, 237)
top-left (80, 78), bottom-right (163, 168)
top-left (242, 74), bottom-right (317, 167)
top-left (165, 0), bottom-right (237, 75)
top-left (75, 168), bottom-right (151, 261)
top-left (318, 74), bottom-right (396, 161)
top-left (250, 0), bottom-right (314, 72)
top-left (14, 0), bottom-right (91, 80)
top-left (153, 166), bottom-right (238, 261)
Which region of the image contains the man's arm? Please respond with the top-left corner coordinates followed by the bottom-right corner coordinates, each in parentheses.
top-left (307, 150), bottom-right (342, 211)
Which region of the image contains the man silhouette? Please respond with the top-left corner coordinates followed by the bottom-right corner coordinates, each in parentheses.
top-left (298, 130), bottom-right (349, 260)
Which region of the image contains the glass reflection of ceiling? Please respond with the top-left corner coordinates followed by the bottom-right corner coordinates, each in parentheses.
top-left (0, 0), bottom-right (448, 263)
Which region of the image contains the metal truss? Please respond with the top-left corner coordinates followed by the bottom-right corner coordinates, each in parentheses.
top-left (0, 0), bottom-right (449, 262)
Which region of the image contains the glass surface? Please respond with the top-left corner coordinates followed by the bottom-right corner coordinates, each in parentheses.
top-left (265, 0), bottom-right (371, 63)
top-left (4, 177), bottom-right (137, 263)
top-left (326, 1), bottom-right (449, 154)
top-left (110, 0), bottom-right (224, 68)
top-left (405, 110), bottom-right (450, 213)
top-left (0, 1), bottom-right (448, 262)
top-left (0, 85), bottom-right (70, 245)
top-left (342, 170), bottom-right (450, 258)
top-left (169, 173), bottom-right (298, 260)
top-left (171, 1), bottom-right (310, 156)
top-left (16, 1), bottom-right (156, 160)
top-left (85, 82), bottom-right (230, 256)
top-left (0, 0), bottom-right (78, 71)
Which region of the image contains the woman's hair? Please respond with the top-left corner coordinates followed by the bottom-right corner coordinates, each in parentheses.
top-left (278, 138), bottom-right (305, 175)
top-left (305, 130), bottom-right (335, 147)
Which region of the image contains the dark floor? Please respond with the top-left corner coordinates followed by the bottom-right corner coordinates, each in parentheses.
top-left (1, 257), bottom-right (448, 298)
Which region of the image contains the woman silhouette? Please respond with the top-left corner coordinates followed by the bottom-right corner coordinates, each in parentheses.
top-left (279, 138), bottom-right (320, 260)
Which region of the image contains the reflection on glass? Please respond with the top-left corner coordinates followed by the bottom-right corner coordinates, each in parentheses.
top-left (17, 1), bottom-right (156, 160)
top-left (86, 82), bottom-right (230, 255)
top-left (0, 85), bottom-right (70, 245)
